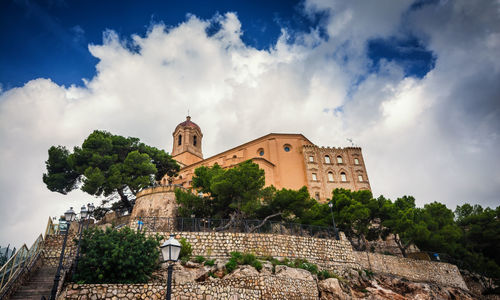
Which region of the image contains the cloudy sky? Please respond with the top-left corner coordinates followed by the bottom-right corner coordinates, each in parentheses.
top-left (1, 0), bottom-right (499, 248)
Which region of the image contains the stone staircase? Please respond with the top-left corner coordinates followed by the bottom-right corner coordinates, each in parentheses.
top-left (9, 266), bottom-right (56, 300)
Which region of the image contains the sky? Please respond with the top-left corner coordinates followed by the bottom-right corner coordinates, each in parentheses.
top-left (1, 0), bottom-right (499, 248)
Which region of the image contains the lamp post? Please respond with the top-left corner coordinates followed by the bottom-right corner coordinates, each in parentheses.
top-left (328, 201), bottom-right (340, 240)
top-left (50, 207), bottom-right (76, 300)
top-left (72, 205), bottom-right (89, 277)
top-left (160, 234), bottom-right (181, 300)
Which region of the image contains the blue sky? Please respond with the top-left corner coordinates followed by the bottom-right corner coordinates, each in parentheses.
top-left (0, 0), bottom-right (434, 89)
top-left (1, 0), bottom-right (499, 247)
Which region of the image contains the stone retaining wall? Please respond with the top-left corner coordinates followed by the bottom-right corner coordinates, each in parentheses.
top-left (158, 231), bottom-right (358, 273)
top-left (353, 251), bottom-right (468, 290)
top-left (42, 234), bottom-right (77, 268)
top-left (58, 275), bottom-right (318, 300)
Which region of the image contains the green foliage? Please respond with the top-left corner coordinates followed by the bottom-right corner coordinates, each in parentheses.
top-left (204, 259), bottom-right (215, 267)
top-left (194, 255), bottom-right (206, 263)
top-left (224, 251), bottom-right (263, 273)
top-left (43, 130), bottom-right (179, 213)
top-left (177, 161), bottom-right (316, 223)
top-left (73, 227), bottom-right (162, 283)
top-left (289, 258), bottom-right (319, 274)
top-left (318, 270), bottom-right (342, 281)
top-left (179, 237), bottom-right (192, 261)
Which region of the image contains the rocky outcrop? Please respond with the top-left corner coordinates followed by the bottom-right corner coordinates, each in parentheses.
top-left (318, 271), bottom-right (477, 300)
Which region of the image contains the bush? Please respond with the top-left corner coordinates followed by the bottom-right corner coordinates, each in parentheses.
top-left (251, 260), bottom-right (263, 271)
top-left (318, 270), bottom-right (342, 281)
top-left (194, 255), bottom-right (206, 263)
top-left (179, 237), bottom-right (192, 261)
top-left (225, 252), bottom-right (262, 273)
top-left (225, 259), bottom-right (238, 273)
top-left (73, 227), bottom-right (162, 283)
top-left (204, 259), bottom-right (215, 266)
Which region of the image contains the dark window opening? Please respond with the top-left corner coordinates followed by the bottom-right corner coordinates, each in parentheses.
top-left (193, 135), bottom-right (197, 146)
top-left (178, 134), bottom-right (182, 146)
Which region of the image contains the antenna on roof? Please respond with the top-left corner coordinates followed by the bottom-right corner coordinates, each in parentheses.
top-left (187, 109), bottom-right (190, 117)
top-left (346, 138), bottom-right (354, 146)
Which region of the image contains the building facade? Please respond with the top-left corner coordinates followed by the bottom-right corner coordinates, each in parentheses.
top-left (162, 117), bottom-right (371, 201)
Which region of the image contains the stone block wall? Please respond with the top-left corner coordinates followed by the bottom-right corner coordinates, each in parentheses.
top-left (42, 234), bottom-right (77, 268)
top-left (155, 231), bottom-right (358, 273)
top-left (353, 251), bottom-right (468, 290)
top-left (58, 275), bottom-right (318, 300)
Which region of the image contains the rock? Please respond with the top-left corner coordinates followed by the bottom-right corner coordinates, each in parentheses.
top-left (225, 265), bottom-right (260, 279)
top-left (318, 278), bottom-right (350, 300)
top-left (274, 265), bottom-right (314, 281)
top-left (260, 261), bottom-right (273, 275)
top-left (173, 265), bottom-right (211, 284)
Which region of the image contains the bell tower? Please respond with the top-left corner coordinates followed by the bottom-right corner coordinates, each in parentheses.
top-left (171, 116), bottom-right (203, 166)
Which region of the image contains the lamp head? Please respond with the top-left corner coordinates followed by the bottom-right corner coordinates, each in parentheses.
top-left (88, 203), bottom-right (95, 213)
top-left (328, 202), bottom-right (333, 208)
top-left (80, 205), bottom-right (88, 219)
top-left (64, 207), bottom-right (76, 222)
top-left (160, 234), bottom-right (181, 263)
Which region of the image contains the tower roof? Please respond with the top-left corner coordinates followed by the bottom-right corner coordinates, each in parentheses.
top-left (175, 116), bottom-right (201, 132)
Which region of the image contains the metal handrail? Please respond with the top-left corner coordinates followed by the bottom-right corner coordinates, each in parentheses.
top-left (0, 234), bottom-right (44, 297)
top-left (131, 217), bottom-right (339, 239)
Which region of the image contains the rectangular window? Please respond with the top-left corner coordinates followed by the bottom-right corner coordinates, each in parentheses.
top-left (325, 156), bottom-right (331, 164)
top-left (309, 156), bottom-right (314, 162)
top-left (358, 175), bottom-right (363, 182)
top-left (312, 173), bottom-right (317, 181)
top-left (328, 172), bottom-right (334, 182)
top-left (315, 193), bottom-right (320, 200)
top-left (354, 158), bottom-right (359, 165)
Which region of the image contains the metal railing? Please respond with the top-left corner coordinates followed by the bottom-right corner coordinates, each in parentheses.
top-left (0, 234), bottom-right (44, 297)
top-left (132, 217), bottom-right (339, 239)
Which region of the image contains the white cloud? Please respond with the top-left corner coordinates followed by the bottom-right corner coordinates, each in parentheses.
top-left (1, 2), bottom-right (499, 247)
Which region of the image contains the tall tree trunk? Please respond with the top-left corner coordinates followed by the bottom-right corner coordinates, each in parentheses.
top-left (117, 188), bottom-right (133, 213)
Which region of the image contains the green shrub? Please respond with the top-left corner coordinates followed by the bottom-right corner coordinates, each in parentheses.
top-left (241, 253), bottom-right (256, 265)
top-left (251, 260), bottom-right (263, 271)
top-left (179, 237), bottom-right (192, 261)
top-left (204, 259), bottom-right (215, 266)
top-left (225, 259), bottom-right (238, 273)
top-left (73, 227), bottom-right (162, 283)
top-left (194, 255), bottom-right (206, 263)
top-left (318, 270), bottom-right (342, 281)
top-left (291, 258), bottom-right (318, 274)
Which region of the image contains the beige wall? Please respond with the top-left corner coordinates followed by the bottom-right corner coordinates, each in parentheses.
top-left (303, 145), bottom-right (371, 201)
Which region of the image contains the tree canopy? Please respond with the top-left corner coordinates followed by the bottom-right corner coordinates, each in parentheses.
top-left (43, 130), bottom-right (179, 212)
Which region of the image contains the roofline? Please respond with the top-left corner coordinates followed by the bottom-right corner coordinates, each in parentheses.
top-left (179, 133), bottom-right (314, 170)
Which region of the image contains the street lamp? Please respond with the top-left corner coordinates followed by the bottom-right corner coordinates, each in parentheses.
top-left (85, 203), bottom-right (95, 230)
top-left (160, 234), bottom-right (181, 300)
top-left (328, 201), bottom-right (340, 240)
top-left (50, 207), bottom-right (76, 300)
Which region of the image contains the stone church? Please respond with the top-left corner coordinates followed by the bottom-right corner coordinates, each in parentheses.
top-left (161, 116), bottom-right (371, 202)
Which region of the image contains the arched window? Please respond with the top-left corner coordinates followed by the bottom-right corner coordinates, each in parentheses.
top-left (340, 172), bottom-right (347, 182)
top-left (337, 156), bottom-right (343, 164)
top-left (325, 155), bottom-right (331, 164)
top-left (358, 175), bottom-right (363, 182)
top-left (178, 134), bottom-right (182, 146)
top-left (328, 172), bottom-right (334, 182)
top-left (312, 173), bottom-right (318, 181)
top-left (193, 135), bottom-right (197, 146)
top-left (315, 193), bottom-right (320, 200)
top-left (309, 156), bottom-right (314, 162)
top-left (354, 158), bottom-right (359, 165)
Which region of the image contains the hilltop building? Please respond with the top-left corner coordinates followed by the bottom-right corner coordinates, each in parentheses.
top-left (161, 116), bottom-right (371, 201)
